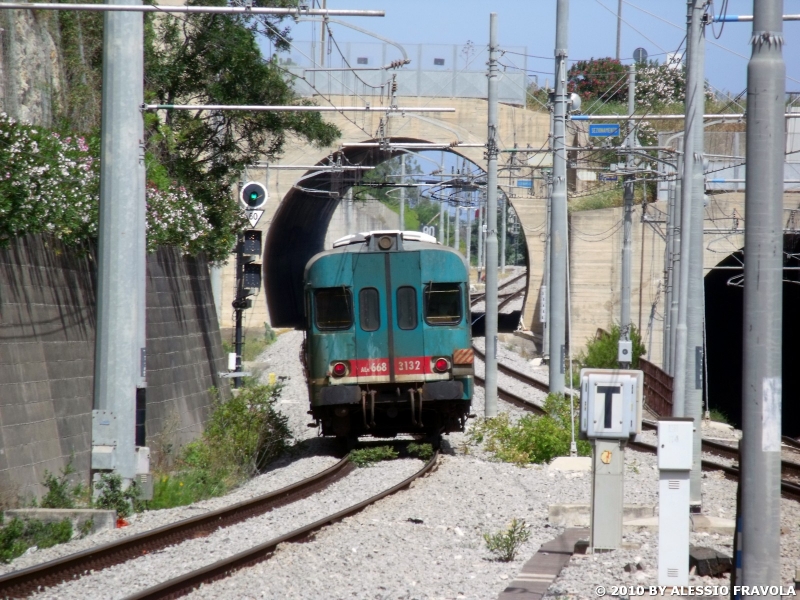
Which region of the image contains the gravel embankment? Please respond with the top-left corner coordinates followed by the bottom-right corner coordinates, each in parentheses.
top-left (8, 329), bottom-right (799, 600)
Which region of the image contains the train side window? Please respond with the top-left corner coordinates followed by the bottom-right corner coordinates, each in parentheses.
top-left (424, 282), bottom-right (462, 325)
top-left (314, 287), bottom-right (353, 330)
top-left (396, 286), bottom-right (418, 330)
top-left (359, 288), bottom-right (380, 332)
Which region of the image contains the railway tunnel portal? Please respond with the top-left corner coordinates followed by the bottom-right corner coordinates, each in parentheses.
top-left (704, 232), bottom-right (800, 438)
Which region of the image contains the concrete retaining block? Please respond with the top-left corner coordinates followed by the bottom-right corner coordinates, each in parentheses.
top-left (5, 508), bottom-right (117, 534)
top-left (548, 503), bottom-right (655, 527)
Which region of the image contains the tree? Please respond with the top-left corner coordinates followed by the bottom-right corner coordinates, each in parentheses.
top-left (567, 58), bottom-right (626, 103)
top-left (143, 0), bottom-right (340, 260)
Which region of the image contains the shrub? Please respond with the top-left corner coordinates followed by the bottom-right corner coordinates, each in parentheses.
top-left (93, 474), bottom-right (141, 519)
top-left (0, 517), bottom-right (73, 564)
top-left (577, 324), bottom-right (646, 369)
top-left (407, 442), bottom-right (434, 461)
top-left (349, 446), bottom-right (399, 467)
top-left (196, 383), bottom-right (291, 477)
top-left (484, 518), bottom-right (531, 562)
top-left (40, 459), bottom-right (86, 509)
top-left (567, 57), bottom-right (626, 103)
top-left (708, 408), bottom-right (729, 424)
top-left (469, 394), bottom-right (590, 465)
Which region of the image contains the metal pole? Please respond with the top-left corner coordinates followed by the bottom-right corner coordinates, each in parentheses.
top-left (616, 0), bottom-right (623, 60)
top-left (345, 187), bottom-right (353, 233)
top-left (92, 0), bottom-right (142, 488)
top-left (549, 0), bottom-right (569, 395)
top-left (662, 156), bottom-right (675, 373)
top-left (673, 0), bottom-right (705, 511)
top-left (500, 196), bottom-right (507, 274)
top-left (233, 236), bottom-right (244, 390)
top-left (477, 202), bottom-right (484, 271)
top-left (438, 153), bottom-right (445, 244)
top-left (669, 138), bottom-right (684, 374)
top-left (399, 153), bottom-right (405, 230)
top-left (484, 12), bottom-right (500, 418)
top-left (320, 0), bottom-right (326, 67)
top-left (454, 206), bottom-right (460, 251)
top-left (466, 204), bottom-right (472, 266)
top-left (620, 64), bottom-right (635, 365)
top-left (741, 0), bottom-right (784, 590)
top-left (543, 110), bottom-right (554, 360)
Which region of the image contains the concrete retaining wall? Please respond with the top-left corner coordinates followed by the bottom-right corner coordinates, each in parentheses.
top-left (0, 235), bottom-right (229, 504)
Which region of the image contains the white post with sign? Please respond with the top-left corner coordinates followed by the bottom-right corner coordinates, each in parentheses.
top-left (657, 417), bottom-right (693, 586)
top-left (580, 368), bottom-right (643, 551)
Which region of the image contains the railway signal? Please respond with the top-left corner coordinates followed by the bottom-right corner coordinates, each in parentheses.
top-left (231, 228), bottom-right (263, 387)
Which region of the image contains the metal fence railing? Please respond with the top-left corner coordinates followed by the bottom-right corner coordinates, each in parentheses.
top-left (639, 358), bottom-right (673, 417)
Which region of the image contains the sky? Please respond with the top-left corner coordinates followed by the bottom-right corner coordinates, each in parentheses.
top-left (289, 0), bottom-right (800, 97)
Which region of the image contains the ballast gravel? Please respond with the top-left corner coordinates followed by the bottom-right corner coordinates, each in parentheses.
top-left (8, 330), bottom-right (800, 600)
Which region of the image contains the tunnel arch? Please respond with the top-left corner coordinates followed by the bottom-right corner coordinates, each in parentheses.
top-left (263, 136), bottom-right (530, 328)
top-left (704, 232), bottom-right (800, 437)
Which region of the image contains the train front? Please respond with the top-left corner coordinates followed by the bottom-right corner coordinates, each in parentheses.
top-left (303, 231), bottom-right (474, 442)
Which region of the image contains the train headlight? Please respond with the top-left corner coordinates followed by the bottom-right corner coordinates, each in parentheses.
top-left (432, 357), bottom-right (450, 373)
top-left (331, 361), bottom-right (349, 378)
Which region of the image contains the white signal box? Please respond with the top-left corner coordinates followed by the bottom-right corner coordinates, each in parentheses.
top-left (657, 417), bottom-right (694, 586)
top-left (657, 418), bottom-right (694, 470)
top-left (580, 369), bottom-right (643, 440)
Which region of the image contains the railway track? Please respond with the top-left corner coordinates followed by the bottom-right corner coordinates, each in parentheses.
top-left (469, 271), bottom-right (526, 306)
top-left (471, 351), bottom-right (800, 501)
top-left (0, 451), bottom-right (437, 599)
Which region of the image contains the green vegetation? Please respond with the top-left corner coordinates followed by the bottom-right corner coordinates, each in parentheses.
top-left (8, 5), bottom-right (340, 260)
top-left (148, 382), bottom-right (291, 509)
top-left (708, 408), bottom-right (730, 424)
top-left (94, 474), bottom-right (141, 519)
top-left (469, 393), bottom-right (590, 465)
top-left (349, 445), bottom-right (399, 467)
top-left (407, 442), bottom-right (434, 461)
top-left (40, 459), bottom-right (87, 509)
top-left (577, 324), bottom-right (646, 369)
top-left (0, 516), bottom-right (73, 564)
top-left (483, 518), bottom-right (531, 562)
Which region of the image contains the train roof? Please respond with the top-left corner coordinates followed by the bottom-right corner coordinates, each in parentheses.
top-left (331, 230), bottom-right (437, 248)
top-left (305, 230), bottom-right (465, 273)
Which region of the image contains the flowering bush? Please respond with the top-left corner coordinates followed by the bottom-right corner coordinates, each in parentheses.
top-left (635, 62), bottom-right (686, 109)
top-left (568, 57), bottom-right (627, 102)
top-left (0, 113), bottom-right (225, 257)
top-left (145, 183), bottom-right (212, 255)
top-left (0, 112), bottom-right (100, 246)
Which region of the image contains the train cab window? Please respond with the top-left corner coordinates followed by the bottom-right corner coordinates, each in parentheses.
top-left (424, 282), bottom-right (462, 325)
top-left (359, 288), bottom-right (380, 332)
top-left (396, 286), bottom-right (418, 330)
top-left (314, 287), bottom-right (353, 330)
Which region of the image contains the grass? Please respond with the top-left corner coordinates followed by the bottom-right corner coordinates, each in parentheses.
top-left (349, 445), bottom-right (399, 467)
top-left (0, 516), bottom-right (73, 564)
top-left (223, 322), bottom-right (278, 362)
top-left (708, 408), bottom-right (730, 424)
top-left (484, 518), bottom-right (531, 562)
top-left (407, 443), bottom-right (434, 461)
top-left (145, 382), bottom-right (291, 510)
top-left (469, 393), bottom-right (590, 465)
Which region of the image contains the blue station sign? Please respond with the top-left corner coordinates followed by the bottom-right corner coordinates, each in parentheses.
top-left (589, 124), bottom-right (621, 138)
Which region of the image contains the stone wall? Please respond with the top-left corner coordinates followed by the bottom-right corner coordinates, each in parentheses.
top-left (0, 235), bottom-right (228, 503)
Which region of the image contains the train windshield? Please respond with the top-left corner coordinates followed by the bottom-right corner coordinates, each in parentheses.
top-left (314, 287), bottom-right (353, 330)
top-left (423, 282), bottom-right (462, 325)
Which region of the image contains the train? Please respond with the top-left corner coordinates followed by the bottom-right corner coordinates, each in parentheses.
top-left (302, 230), bottom-right (474, 445)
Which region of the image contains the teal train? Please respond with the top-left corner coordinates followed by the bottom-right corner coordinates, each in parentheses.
top-left (303, 230), bottom-right (475, 445)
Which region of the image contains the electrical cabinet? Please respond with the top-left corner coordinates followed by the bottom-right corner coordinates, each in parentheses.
top-left (657, 418), bottom-right (694, 470)
top-left (579, 369), bottom-right (643, 439)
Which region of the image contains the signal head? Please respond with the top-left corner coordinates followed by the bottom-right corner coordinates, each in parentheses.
top-left (240, 181), bottom-right (268, 210)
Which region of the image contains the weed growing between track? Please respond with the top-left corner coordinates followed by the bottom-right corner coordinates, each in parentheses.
top-left (469, 393), bottom-right (590, 465)
top-left (349, 446), bottom-right (400, 468)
